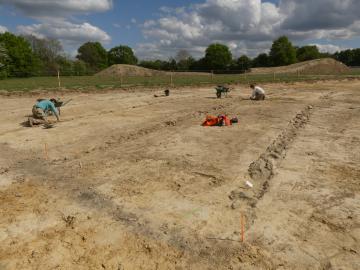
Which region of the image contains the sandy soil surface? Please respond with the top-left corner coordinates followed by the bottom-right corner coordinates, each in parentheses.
top-left (0, 80), bottom-right (359, 269)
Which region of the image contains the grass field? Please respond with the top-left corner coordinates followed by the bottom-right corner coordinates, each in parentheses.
top-left (1, 72), bottom-right (360, 92)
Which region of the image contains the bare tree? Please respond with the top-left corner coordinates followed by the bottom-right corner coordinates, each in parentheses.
top-left (175, 50), bottom-right (195, 70)
top-left (175, 49), bottom-right (191, 62)
top-left (24, 35), bottom-right (64, 74)
top-left (24, 35), bottom-right (63, 63)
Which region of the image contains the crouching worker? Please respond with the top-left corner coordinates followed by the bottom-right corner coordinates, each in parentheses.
top-left (28, 98), bottom-right (60, 127)
top-left (250, 84), bottom-right (265, 100)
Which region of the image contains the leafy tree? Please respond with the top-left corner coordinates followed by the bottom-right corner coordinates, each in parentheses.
top-left (77, 42), bottom-right (108, 71)
top-left (334, 50), bottom-right (353, 66)
top-left (0, 42), bottom-right (7, 67)
top-left (108, 45), bottom-right (137, 65)
top-left (204, 43), bottom-right (232, 70)
top-left (164, 58), bottom-right (177, 71)
top-left (252, 53), bottom-right (270, 67)
top-left (236, 55), bottom-right (252, 72)
top-left (0, 32), bottom-right (40, 77)
top-left (139, 60), bottom-right (166, 70)
top-left (0, 42), bottom-right (8, 79)
top-left (319, 52), bottom-right (333, 59)
top-left (139, 60), bottom-right (157, 70)
top-left (139, 58), bottom-right (178, 71)
top-left (188, 57), bottom-right (207, 71)
top-left (54, 55), bottom-right (73, 76)
top-left (175, 50), bottom-right (195, 70)
top-left (351, 49), bottom-right (360, 66)
top-left (269, 36), bottom-right (297, 66)
top-left (177, 56), bottom-right (196, 70)
top-left (334, 49), bottom-right (360, 66)
top-left (297, 45), bottom-right (320, 62)
top-left (73, 60), bottom-right (89, 76)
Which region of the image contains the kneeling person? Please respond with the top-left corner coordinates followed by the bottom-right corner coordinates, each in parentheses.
top-left (29, 99), bottom-right (60, 126)
top-left (250, 84), bottom-right (265, 100)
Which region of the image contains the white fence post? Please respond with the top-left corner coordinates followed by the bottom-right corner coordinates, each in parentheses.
top-left (57, 70), bottom-right (61, 89)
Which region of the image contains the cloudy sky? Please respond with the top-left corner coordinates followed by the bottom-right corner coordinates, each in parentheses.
top-left (0, 0), bottom-right (359, 59)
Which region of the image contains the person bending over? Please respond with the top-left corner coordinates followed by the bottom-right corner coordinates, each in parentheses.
top-left (250, 84), bottom-right (265, 100)
top-left (28, 98), bottom-right (60, 127)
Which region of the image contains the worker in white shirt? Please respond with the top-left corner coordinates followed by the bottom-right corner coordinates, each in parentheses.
top-left (250, 84), bottom-right (266, 100)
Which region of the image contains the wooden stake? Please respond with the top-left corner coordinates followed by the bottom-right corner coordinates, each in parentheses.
top-left (241, 213), bottom-right (245, 242)
top-left (44, 143), bottom-right (49, 160)
top-left (57, 70), bottom-right (61, 89)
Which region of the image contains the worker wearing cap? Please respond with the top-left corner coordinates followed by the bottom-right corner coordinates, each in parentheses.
top-left (250, 84), bottom-right (266, 100)
top-left (28, 99), bottom-right (60, 127)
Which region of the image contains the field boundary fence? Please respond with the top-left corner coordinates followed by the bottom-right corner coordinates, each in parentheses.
top-left (1, 69), bottom-right (360, 92)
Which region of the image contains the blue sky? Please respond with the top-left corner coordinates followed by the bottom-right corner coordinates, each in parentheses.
top-left (0, 0), bottom-right (359, 59)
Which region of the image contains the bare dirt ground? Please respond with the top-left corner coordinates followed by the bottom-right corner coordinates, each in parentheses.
top-left (0, 80), bottom-right (359, 270)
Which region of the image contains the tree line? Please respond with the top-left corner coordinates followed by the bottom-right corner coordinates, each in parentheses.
top-left (0, 32), bottom-right (359, 79)
top-left (0, 32), bottom-right (139, 78)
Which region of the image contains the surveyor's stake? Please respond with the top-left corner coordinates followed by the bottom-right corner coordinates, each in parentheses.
top-left (44, 143), bottom-right (49, 160)
top-left (241, 213), bottom-right (245, 242)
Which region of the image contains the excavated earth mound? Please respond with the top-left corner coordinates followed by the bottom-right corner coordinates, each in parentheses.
top-left (250, 58), bottom-right (350, 75)
top-left (96, 64), bottom-right (211, 77)
top-left (96, 64), bottom-right (165, 77)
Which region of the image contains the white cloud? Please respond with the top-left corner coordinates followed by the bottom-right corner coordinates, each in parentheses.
top-left (1, 0), bottom-right (112, 53)
top-left (280, 0), bottom-right (360, 31)
top-left (0, 0), bottom-right (112, 18)
top-left (143, 20), bottom-right (156, 28)
top-left (137, 0), bottom-right (360, 59)
top-left (0, 25), bottom-right (8, 33)
top-left (159, 6), bottom-right (185, 15)
top-left (197, 0), bottom-right (262, 31)
top-left (17, 20), bottom-right (111, 46)
top-left (312, 44), bottom-right (349, 54)
top-left (138, 0), bottom-right (282, 59)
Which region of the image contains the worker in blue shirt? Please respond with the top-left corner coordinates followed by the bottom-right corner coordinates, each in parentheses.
top-left (29, 98), bottom-right (60, 127)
